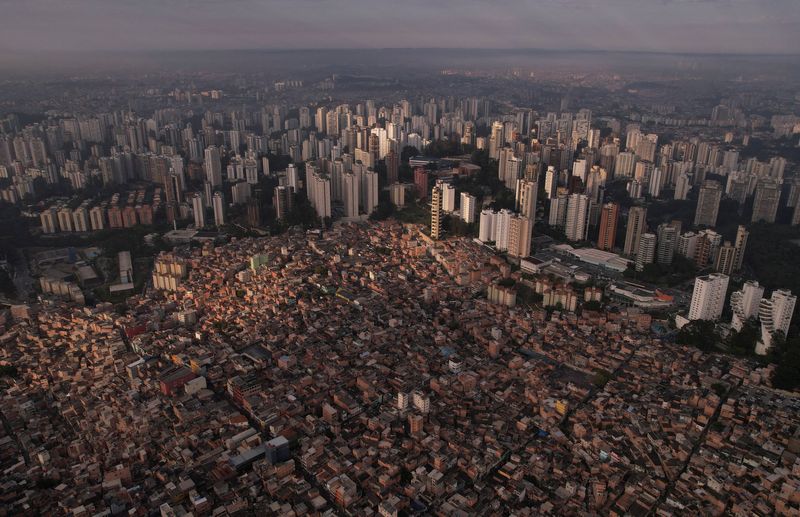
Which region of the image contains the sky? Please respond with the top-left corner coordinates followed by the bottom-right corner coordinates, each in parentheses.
top-left (0, 0), bottom-right (797, 55)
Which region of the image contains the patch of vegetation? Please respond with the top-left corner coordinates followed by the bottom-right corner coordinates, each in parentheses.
top-left (676, 319), bottom-right (720, 353)
top-left (0, 269), bottom-right (17, 299)
top-left (711, 382), bottom-right (727, 397)
top-left (772, 335), bottom-right (800, 391)
top-left (36, 478), bottom-right (60, 489)
top-left (424, 140), bottom-right (474, 158)
top-left (725, 319), bottom-right (760, 357)
top-left (623, 255), bottom-right (697, 287)
top-left (583, 300), bottom-right (603, 312)
top-left (394, 202), bottom-right (430, 225)
top-left (745, 224), bottom-right (800, 300)
top-left (0, 364), bottom-right (19, 378)
top-left (443, 215), bottom-right (476, 238)
top-left (592, 369), bottom-right (612, 388)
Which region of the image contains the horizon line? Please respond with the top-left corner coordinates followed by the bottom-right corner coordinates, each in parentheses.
top-left (3, 47), bottom-right (799, 58)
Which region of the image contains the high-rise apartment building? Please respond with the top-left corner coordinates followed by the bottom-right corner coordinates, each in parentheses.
top-left (57, 207), bottom-right (74, 232)
top-left (325, 110), bottom-right (339, 136)
top-left (656, 223), bottom-right (677, 265)
top-left (714, 241), bottom-right (736, 275)
top-left (212, 192), bottom-right (225, 226)
top-left (597, 202), bottom-right (619, 251)
top-left (548, 195), bottom-right (568, 228)
top-left (730, 280), bottom-right (764, 332)
top-left (677, 231), bottom-right (699, 260)
top-left (342, 172), bottom-right (359, 218)
top-left (72, 207), bottom-right (89, 232)
top-left (495, 209), bottom-right (513, 251)
top-left (623, 206), bottom-right (647, 257)
top-left (515, 179), bottom-right (537, 221)
top-left (385, 149), bottom-right (399, 185)
top-left (286, 164), bottom-right (299, 191)
top-left (507, 215), bottom-right (532, 258)
top-left (751, 179), bottom-right (781, 223)
top-left (614, 151), bottom-right (637, 178)
top-left (688, 273), bottom-right (730, 322)
top-left (648, 167), bottom-right (664, 198)
top-left (308, 171), bottom-right (331, 220)
top-left (192, 193), bottom-right (205, 229)
top-left (635, 233), bottom-right (656, 271)
top-left (694, 229), bottom-right (722, 268)
top-left (544, 166), bottom-right (558, 199)
top-left (564, 194), bottom-right (590, 242)
top-left (733, 225), bottom-right (749, 272)
top-left (390, 183), bottom-right (405, 208)
top-left (204, 146), bottom-right (222, 187)
top-left (694, 180), bottom-right (722, 227)
top-left (430, 184), bottom-right (443, 240)
top-left (792, 202), bottom-right (800, 227)
top-left (413, 168), bottom-right (429, 201)
top-left (488, 121), bottom-right (503, 159)
top-left (461, 193), bottom-right (477, 223)
top-left (89, 206), bottom-right (105, 231)
top-left (273, 185), bottom-right (294, 220)
top-left (674, 172), bottom-right (691, 201)
top-left (479, 209), bottom-right (495, 242)
top-left (39, 207), bottom-right (59, 234)
top-left (441, 182), bottom-right (456, 213)
top-left (757, 290), bottom-right (797, 354)
top-left (498, 148), bottom-right (521, 190)
top-left (361, 169), bottom-right (379, 215)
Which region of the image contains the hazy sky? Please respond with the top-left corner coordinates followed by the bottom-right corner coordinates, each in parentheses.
top-left (0, 0), bottom-right (797, 54)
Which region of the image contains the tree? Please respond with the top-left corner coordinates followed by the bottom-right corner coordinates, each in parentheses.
top-left (583, 300), bottom-right (603, 312)
top-left (497, 277), bottom-right (515, 288)
top-left (489, 189), bottom-right (516, 211)
top-left (592, 369), bottom-right (612, 388)
top-left (424, 140), bottom-right (473, 158)
top-left (0, 270), bottom-right (17, 299)
top-left (604, 180), bottom-right (634, 208)
top-left (711, 382), bottom-right (727, 397)
top-left (401, 146), bottom-right (419, 163)
top-left (676, 320), bottom-right (720, 352)
top-left (370, 200), bottom-right (395, 221)
top-left (443, 215), bottom-right (475, 237)
top-left (726, 319), bottom-right (760, 357)
top-left (772, 338), bottom-right (800, 391)
top-left (0, 364), bottom-right (18, 378)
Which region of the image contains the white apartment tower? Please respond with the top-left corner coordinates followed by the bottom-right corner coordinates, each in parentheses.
top-left (730, 281), bottom-right (764, 332)
top-left (757, 290), bottom-right (796, 354)
top-left (342, 172), bottom-right (359, 218)
top-left (308, 171), bottom-right (332, 220)
top-left (461, 193), bottom-right (477, 223)
top-left (635, 233), bottom-right (657, 272)
top-left (192, 193), bottom-right (205, 229)
top-left (516, 178), bottom-right (537, 221)
top-left (212, 191), bottom-right (225, 226)
top-left (441, 182), bottom-right (456, 213)
top-left (479, 209), bottom-right (496, 242)
top-left (495, 209), bottom-right (513, 251)
top-left (204, 146), bottom-right (222, 187)
top-left (564, 194), bottom-right (590, 242)
top-left (688, 273), bottom-right (730, 322)
top-left (361, 169), bottom-right (379, 215)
